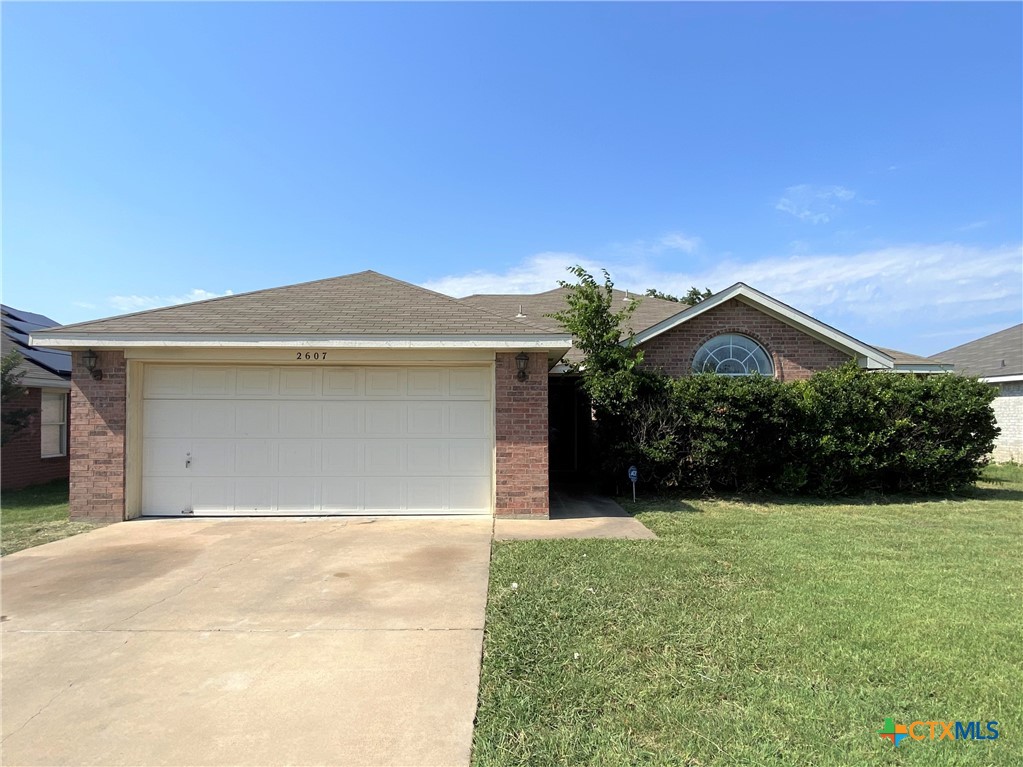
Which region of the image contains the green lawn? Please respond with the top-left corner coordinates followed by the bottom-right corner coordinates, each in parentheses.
top-left (473, 464), bottom-right (1023, 767)
top-left (1, 479), bottom-right (106, 556)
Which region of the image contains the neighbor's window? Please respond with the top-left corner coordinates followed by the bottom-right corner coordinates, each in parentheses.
top-left (41, 391), bottom-right (68, 458)
top-left (692, 334), bottom-right (774, 376)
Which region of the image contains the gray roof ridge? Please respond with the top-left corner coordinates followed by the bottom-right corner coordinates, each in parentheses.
top-left (460, 286), bottom-right (567, 300)
top-left (42, 271), bottom-right (382, 334)
top-left (366, 272), bottom-right (563, 335)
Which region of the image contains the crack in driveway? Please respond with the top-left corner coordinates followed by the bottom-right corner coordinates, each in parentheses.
top-left (1, 682), bottom-right (74, 745)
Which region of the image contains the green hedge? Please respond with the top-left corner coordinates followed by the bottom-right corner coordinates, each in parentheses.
top-left (601, 365), bottom-right (998, 496)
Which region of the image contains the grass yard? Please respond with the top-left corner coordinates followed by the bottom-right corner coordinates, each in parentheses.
top-left (473, 464), bottom-right (1023, 766)
top-left (1, 479), bottom-right (105, 556)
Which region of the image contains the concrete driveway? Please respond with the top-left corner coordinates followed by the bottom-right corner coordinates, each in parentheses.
top-left (1, 517), bottom-right (493, 767)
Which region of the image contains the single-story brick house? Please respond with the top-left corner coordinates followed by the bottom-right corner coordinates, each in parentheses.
top-left (932, 324), bottom-right (1023, 463)
top-left (32, 271), bottom-right (938, 521)
top-left (2, 305), bottom-right (72, 490)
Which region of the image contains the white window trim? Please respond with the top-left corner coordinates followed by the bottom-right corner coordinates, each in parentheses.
top-left (40, 389), bottom-right (68, 458)
top-left (692, 333), bottom-right (774, 377)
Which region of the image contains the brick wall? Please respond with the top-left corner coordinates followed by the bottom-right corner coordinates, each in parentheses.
top-left (494, 352), bottom-right (549, 518)
top-left (69, 350), bottom-right (127, 522)
top-left (0, 387), bottom-right (71, 490)
top-left (638, 298), bottom-right (852, 381)
top-left (991, 381), bottom-right (1022, 463)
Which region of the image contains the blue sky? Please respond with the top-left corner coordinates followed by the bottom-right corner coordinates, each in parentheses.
top-left (3, 2), bottom-right (1020, 355)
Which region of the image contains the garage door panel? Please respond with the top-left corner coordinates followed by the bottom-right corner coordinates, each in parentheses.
top-left (449, 441), bottom-right (490, 475)
top-left (407, 369), bottom-right (445, 397)
top-left (142, 365), bottom-right (493, 516)
top-left (365, 482), bottom-right (402, 510)
top-left (235, 479), bottom-right (274, 511)
top-left (321, 440), bottom-right (360, 474)
top-left (191, 478), bottom-right (236, 512)
top-left (407, 478), bottom-right (445, 510)
top-left (321, 478), bottom-right (360, 510)
top-left (145, 366), bottom-right (192, 397)
top-left (236, 402), bottom-right (275, 437)
top-left (408, 403), bottom-right (445, 434)
top-left (236, 368), bottom-right (277, 397)
top-left (278, 401), bottom-right (320, 437)
top-left (192, 367), bottom-right (233, 397)
top-left (277, 479), bottom-right (317, 511)
top-left (145, 401), bottom-right (192, 437)
top-left (192, 401), bottom-right (235, 437)
top-left (365, 369), bottom-right (403, 396)
top-left (449, 402), bottom-right (489, 436)
top-left (365, 441), bottom-right (402, 475)
top-left (449, 477), bottom-right (491, 511)
top-left (364, 404), bottom-right (403, 435)
top-left (278, 441), bottom-right (319, 475)
top-left (143, 477), bottom-right (190, 515)
top-left (190, 440), bottom-right (238, 476)
top-left (144, 439), bottom-right (191, 476)
top-left (449, 369), bottom-right (488, 397)
top-left (280, 369), bottom-right (318, 397)
top-left (322, 369), bottom-right (359, 396)
top-left (322, 402), bottom-right (361, 435)
top-left (408, 443), bottom-right (447, 475)
top-left (235, 440), bottom-right (273, 476)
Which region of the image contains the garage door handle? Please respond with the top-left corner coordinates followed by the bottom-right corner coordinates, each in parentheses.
top-left (185, 452), bottom-right (192, 469)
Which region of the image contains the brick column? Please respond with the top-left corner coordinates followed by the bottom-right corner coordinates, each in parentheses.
top-left (69, 350), bottom-right (127, 522)
top-left (494, 352), bottom-right (549, 518)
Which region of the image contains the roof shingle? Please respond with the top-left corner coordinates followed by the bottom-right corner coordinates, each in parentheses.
top-left (38, 271), bottom-right (561, 338)
top-left (930, 324), bottom-right (1023, 378)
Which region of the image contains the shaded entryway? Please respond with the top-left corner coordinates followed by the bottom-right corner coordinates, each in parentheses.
top-left (548, 374), bottom-right (593, 479)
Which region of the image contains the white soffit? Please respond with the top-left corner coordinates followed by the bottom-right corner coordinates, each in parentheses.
top-left (30, 333), bottom-right (572, 351)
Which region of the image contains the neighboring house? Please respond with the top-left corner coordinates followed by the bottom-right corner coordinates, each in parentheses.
top-left (931, 324), bottom-right (1023, 463)
top-left (32, 271), bottom-right (935, 521)
top-left (1, 306), bottom-right (72, 490)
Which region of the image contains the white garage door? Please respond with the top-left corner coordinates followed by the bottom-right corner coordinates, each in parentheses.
top-left (141, 365), bottom-right (493, 516)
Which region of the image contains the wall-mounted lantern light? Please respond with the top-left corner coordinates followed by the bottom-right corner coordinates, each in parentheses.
top-left (83, 349), bottom-right (103, 380)
top-left (515, 352), bottom-right (529, 382)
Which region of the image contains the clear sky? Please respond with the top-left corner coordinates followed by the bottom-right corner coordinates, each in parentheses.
top-left (3, 2), bottom-right (1020, 355)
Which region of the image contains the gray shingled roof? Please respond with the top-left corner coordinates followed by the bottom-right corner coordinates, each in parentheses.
top-left (875, 347), bottom-right (947, 367)
top-left (460, 288), bottom-right (686, 363)
top-left (38, 271), bottom-right (560, 338)
top-left (930, 324), bottom-right (1023, 378)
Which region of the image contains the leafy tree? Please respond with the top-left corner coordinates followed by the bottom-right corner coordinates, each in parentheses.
top-left (549, 266), bottom-right (661, 415)
top-left (645, 286), bottom-right (713, 304)
top-left (1, 350), bottom-right (33, 445)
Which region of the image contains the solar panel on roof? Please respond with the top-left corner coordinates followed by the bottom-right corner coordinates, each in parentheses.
top-left (1, 305), bottom-right (62, 329)
top-left (1, 305), bottom-right (71, 378)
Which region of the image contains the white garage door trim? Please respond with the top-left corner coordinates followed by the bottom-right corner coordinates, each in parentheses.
top-left (140, 364), bottom-right (494, 517)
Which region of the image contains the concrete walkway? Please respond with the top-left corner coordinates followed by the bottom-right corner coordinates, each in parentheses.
top-left (1, 517), bottom-right (492, 767)
top-left (493, 487), bottom-right (656, 541)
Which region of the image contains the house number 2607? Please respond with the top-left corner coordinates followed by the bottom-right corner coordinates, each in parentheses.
top-left (295, 352), bottom-right (327, 360)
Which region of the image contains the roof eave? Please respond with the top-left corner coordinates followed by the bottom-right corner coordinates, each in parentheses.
top-left (980, 373), bottom-right (1023, 384)
top-left (889, 363), bottom-right (954, 374)
top-left (30, 332), bottom-right (573, 352)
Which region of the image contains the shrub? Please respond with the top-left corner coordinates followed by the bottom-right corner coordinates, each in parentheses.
top-left (551, 265), bottom-right (998, 496)
top-left (603, 365), bottom-right (998, 496)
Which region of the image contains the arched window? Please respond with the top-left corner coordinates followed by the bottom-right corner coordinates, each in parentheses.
top-left (692, 334), bottom-right (773, 376)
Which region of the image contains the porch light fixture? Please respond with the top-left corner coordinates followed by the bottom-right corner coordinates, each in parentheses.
top-left (515, 352), bottom-right (529, 382)
top-left (83, 349), bottom-right (103, 380)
